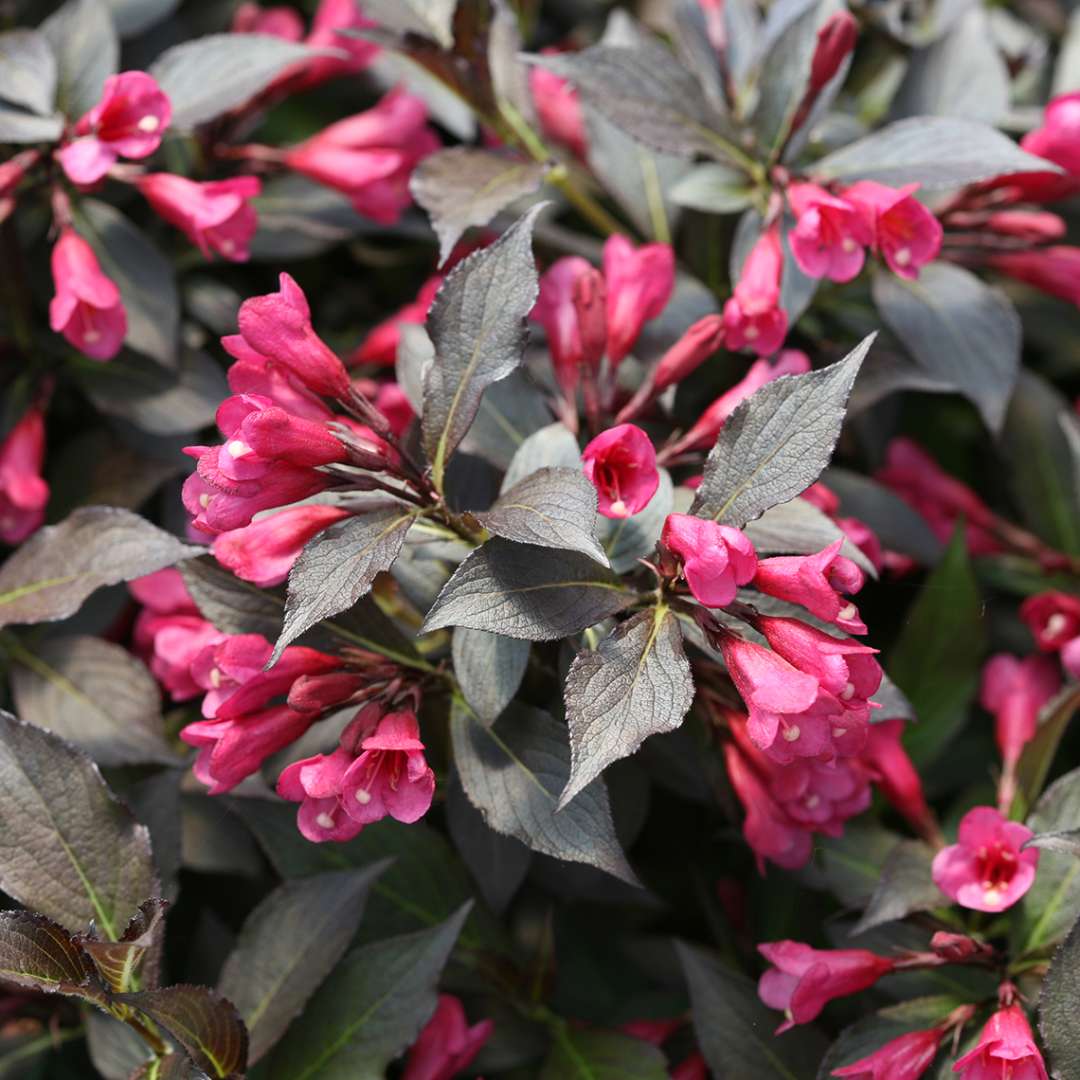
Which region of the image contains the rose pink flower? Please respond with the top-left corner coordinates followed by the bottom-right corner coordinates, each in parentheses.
top-left (833, 1027), bottom-right (944, 1080)
top-left (1015, 91), bottom-right (1080, 201)
top-left (0, 149), bottom-right (38, 222)
top-left (844, 182), bottom-right (942, 280)
top-left (212, 504), bottom-right (352, 587)
top-left (402, 994), bottom-right (494, 1080)
top-left (136, 174), bottom-right (261, 262)
top-left (932, 806), bottom-right (1039, 912)
top-left (237, 273), bottom-right (352, 398)
top-left (0, 407), bottom-right (49, 545)
top-left (980, 210), bottom-right (1067, 242)
top-left (860, 720), bottom-right (939, 843)
top-left (672, 1053), bottom-right (708, 1080)
top-left (224, 335), bottom-right (334, 421)
top-left (759, 942), bottom-right (894, 1032)
top-left (1062, 635), bottom-right (1080, 679)
top-left (652, 314), bottom-right (726, 392)
top-left (350, 275), bottom-right (442, 366)
top-left (953, 1005), bottom-right (1048, 1080)
top-left (57, 71), bottom-right (171, 185)
top-left (1020, 591), bottom-right (1080, 651)
top-left (723, 225), bottom-right (788, 356)
top-left (986, 247), bottom-right (1080, 307)
top-left (980, 654), bottom-right (1060, 768)
top-left (530, 55), bottom-right (587, 159)
top-left (285, 89), bottom-right (439, 224)
top-left (788, 183), bottom-right (872, 283)
top-left (753, 540), bottom-right (867, 634)
top-left (531, 257), bottom-right (606, 397)
top-left (372, 381), bottom-right (414, 437)
top-left (232, 1), bottom-right (304, 36)
top-left (603, 234), bottom-right (675, 366)
top-left (49, 228), bottom-right (126, 361)
top-left (661, 513), bottom-right (757, 607)
top-left (805, 12), bottom-right (858, 100)
top-left (582, 424), bottom-right (660, 518)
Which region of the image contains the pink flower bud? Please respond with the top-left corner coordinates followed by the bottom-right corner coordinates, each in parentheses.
top-left (931, 806), bottom-right (1039, 912)
top-left (788, 182), bottom-right (872, 283)
top-left (753, 540), bottom-right (867, 634)
top-left (0, 407), bottom-right (49, 545)
top-left (573, 265), bottom-right (607, 374)
top-left (832, 1027), bottom-right (944, 1080)
top-left (212, 504), bottom-right (352, 587)
top-left (232, 2), bottom-right (304, 38)
top-left (57, 71), bottom-right (171, 185)
top-left (302, 0), bottom-right (380, 87)
top-left (980, 654), bottom-right (1060, 767)
top-left (532, 257), bottom-right (604, 397)
top-left (402, 994), bottom-right (494, 1080)
top-left (215, 394), bottom-right (346, 470)
top-left (49, 228), bottom-right (126, 361)
top-left (757, 941), bottom-right (894, 1032)
top-left (530, 53), bottom-right (587, 159)
top-left (661, 513), bottom-right (757, 607)
top-left (137, 174), bottom-right (261, 262)
top-left (603, 235), bottom-right (675, 366)
top-left (860, 720), bottom-right (938, 843)
top-left (801, 482), bottom-right (840, 515)
top-left (722, 225), bottom-right (788, 356)
top-left (1017, 92), bottom-right (1080, 200)
top-left (953, 1005), bottom-right (1048, 1080)
top-left (929, 932), bottom-right (984, 963)
top-left (653, 314), bottom-right (726, 392)
top-left (984, 210), bottom-right (1067, 242)
top-left (285, 89), bottom-right (439, 224)
top-left (986, 247), bottom-right (1080, 307)
top-left (287, 671), bottom-right (369, 713)
top-left (582, 424), bottom-right (660, 519)
top-left (237, 273), bottom-right (352, 398)
top-left (350, 274), bottom-right (442, 366)
top-left (1020, 590), bottom-right (1080, 650)
top-left (807, 12), bottom-right (859, 98)
top-left (0, 149), bottom-right (38, 222)
top-left (843, 182), bottom-right (942, 280)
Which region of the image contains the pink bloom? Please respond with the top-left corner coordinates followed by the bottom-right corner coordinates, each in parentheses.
top-left (980, 210), bottom-right (1067, 242)
top-left (953, 1005), bottom-right (1048, 1080)
top-left (301, 0), bottom-right (379, 87)
top-left (986, 247), bottom-right (1080, 307)
top-left (402, 994), bottom-right (493, 1080)
top-left (932, 807), bottom-right (1039, 912)
top-left (0, 407), bottom-right (49, 545)
top-left (531, 257), bottom-right (606, 397)
top-left (1020, 591), bottom-right (1080, 651)
top-left (231, 1), bottom-right (304, 38)
top-left (351, 275), bottom-right (442, 366)
top-left (582, 424), bottom-right (660, 518)
top-left (836, 515), bottom-right (885, 574)
top-left (0, 149), bottom-right (38, 222)
top-left (373, 381), bottom-right (415, 437)
top-left (788, 183), bottom-right (872, 283)
top-left (652, 314), bottom-right (726, 392)
top-left (833, 1028), bottom-right (944, 1080)
top-left (49, 228), bottom-right (126, 361)
top-left (860, 720), bottom-right (938, 843)
top-left (723, 225), bottom-right (788, 356)
top-left (1062, 635), bottom-right (1080, 679)
top-left (237, 274), bottom-right (352, 398)
top-left (672, 1053), bottom-right (709, 1080)
top-left (758, 942), bottom-right (894, 1032)
top-left (980, 654), bottom-right (1060, 768)
top-left (224, 335), bottom-right (334, 422)
top-left (603, 235), bottom-right (675, 366)
top-left (212, 504), bottom-right (352, 587)
top-left (1015, 92), bottom-right (1080, 201)
top-left (285, 88), bottom-right (439, 224)
top-left (753, 540), bottom-right (867, 634)
top-left (802, 482), bottom-right (840, 515)
top-left (57, 71), bottom-right (171, 185)
top-left (661, 513), bottom-right (757, 607)
top-left (805, 12), bottom-right (859, 100)
top-left (844, 182), bottom-right (942, 280)
top-left (136, 174), bottom-right (261, 261)
top-left (531, 56), bottom-right (587, 159)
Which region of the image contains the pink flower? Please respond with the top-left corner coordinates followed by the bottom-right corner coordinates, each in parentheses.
top-left (603, 235), bottom-right (675, 366)
top-left (986, 247), bottom-right (1080, 307)
top-left (0, 149), bottom-right (38, 223)
top-left (531, 257), bottom-right (607, 398)
top-left (1020, 591), bottom-right (1080, 651)
top-left (1016, 92), bottom-right (1080, 201)
top-left (57, 71), bottom-right (171, 185)
top-left (136, 174), bottom-right (261, 262)
top-left (582, 424), bottom-right (660, 518)
top-left (237, 273), bottom-right (352, 398)
top-left (402, 994), bottom-right (493, 1080)
top-left (1062, 636), bottom-right (1080, 679)
top-left (652, 314), bottom-right (726, 392)
top-left (844, 182), bottom-right (942, 280)
top-left (788, 183), bottom-right (872, 283)
top-left (49, 228), bottom-right (126, 361)
top-left (232, 1), bottom-right (304, 38)
top-left (980, 654), bottom-right (1060, 768)
top-left (212, 504), bottom-right (352, 587)
top-left (931, 807), bottom-right (1039, 912)
top-left (802, 482), bottom-right (840, 515)
top-left (722, 225), bottom-right (788, 356)
top-left (285, 88), bottom-right (439, 224)
top-left (672, 1053), bottom-right (709, 1080)
top-left (373, 381), bottom-right (415, 437)
top-left (860, 720), bottom-right (939, 844)
top-left (953, 1005), bottom-right (1048, 1080)
top-left (753, 540), bottom-right (867, 634)
top-left (758, 942), bottom-right (894, 1032)
top-left (805, 12), bottom-right (859, 101)
top-left (351, 274), bottom-right (442, 366)
top-left (661, 513), bottom-right (757, 607)
top-left (0, 407), bottom-right (49, 545)
top-left (833, 1028), bottom-right (944, 1079)
top-left (224, 335), bottom-right (335, 422)
top-left (530, 55), bottom-right (587, 159)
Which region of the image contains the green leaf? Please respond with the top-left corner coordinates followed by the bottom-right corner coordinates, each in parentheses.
top-left (889, 524), bottom-right (984, 767)
top-left (263, 905), bottom-right (470, 1080)
top-left (0, 911), bottom-right (103, 1000)
top-left (540, 1029), bottom-right (668, 1080)
top-left (1038, 912), bottom-right (1080, 1077)
top-left (77, 898), bottom-right (167, 994)
top-left (669, 163), bottom-right (754, 213)
top-left (217, 865), bottom-right (388, 1064)
top-left (0, 711), bottom-right (156, 940)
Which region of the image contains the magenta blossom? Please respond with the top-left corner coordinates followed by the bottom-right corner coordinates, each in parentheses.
top-left (582, 424), bottom-right (659, 518)
top-left (57, 71), bottom-right (171, 185)
top-left (137, 174), bottom-right (261, 262)
top-left (531, 256), bottom-right (606, 398)
top-left (987, 247), bottom-right (1080, 307)
top-left (722, 225), bottom-right (788, 356)
top-left (1015, 91), bottom-right (1080, 201)
top-left (832, 1028), bottom-right (945, 1080)
top-left (652, 314), bottom-right (726, 393)
top-left (49, 228), bottom-right (126, 361)
top-left (0, 407), bottom-right (49, 545)
top-left (953, 1005), bottom-right (1048, 1080)
top-left (661, 513), bottom-right (757, 607)
top-left (603, 234), bottom-right (675, 366)
top-left (860, 720), bottom-right (939, 845)
top-left (844, 181), bottom-right (942, 280)
top-left (758, 942), bottom-right (894, 1032)
top-left (754, 540), bottom-right (867, 634)
top-left (402, 994), bottom-right (494, 1080)
top-left (980, 653), bottom-right (1060, 769)
top-left (224, 335), bottom-right (334, 422)
top-left (1020, 590), bottom-right (1080, 651)
top-left (788, 182), bottom-right (872, 283)
top-left (931, 807), bottom-right (1039, 912)
top-left (530, 55), bottom-right (587, 159)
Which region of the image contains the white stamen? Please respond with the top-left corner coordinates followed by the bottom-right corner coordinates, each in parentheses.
top-left (354, 788), bottom-right (372, 804)
top-left (137, 115), bottom-right (160, 133)
top-left (83, 329), bottom-right (101, 343)
top-left (316, 812), bottom-right (336, 829)
top-left (894, 247), bottom-right (912, 267)
top-left (782, 725), bottom-right (801, 742)
top-left (209, 667), bottom-right (222, 689)
top-left (226, 439), bottom-right (250, 458)
top-left (805, 795), bottom-right (820, 809)
top-left (744, 324), bottom-right (759, 340)
top-left (833, 727), bottom-right (847, 738)
top-left (199, 493), bottom-right (211, 508)
top-left (838, 603), bottom-right (857, 621)
top-left (840, 682), bottom-right (856, 701)
top-left (609, 499), bottom-right (627, 516)
top-left (1046, 613), bottom-right (1069, 637)
top-left (841, 237), bottom-right (857, 253)
top-left (218, 238), bottom-right (235, 254)
top-left (983, 887), bottom-right (1003, 906)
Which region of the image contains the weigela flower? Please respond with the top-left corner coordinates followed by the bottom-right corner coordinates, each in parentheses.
top-left (0, 149), bottom-right (37, 222)
top-left (57, 71), bottom-right (171, 185)
top-left (931, 806), bottom-right (1039, 912)
top-left (582, 424), bottom-right (660, 518)
top-left (603, 234), bottom-right (675, 366)
top-left (532, 257), bottom-right (607, 397)
top-left (652, 314), bottom-right (726, 393)
top-left (843, 182), bottom-right (942, 280)
top-left (661, 513), bottom-right (757, 607)
top-left (953, 1005), bottom-right (1048, 1080)
top-left (285, 88), bottom-right (439, 224)
top-left (0, 407), bottom-right (49, 545)
top-left (980, 654), bottom-right (1060, 768)
top-left (351, 274), bottom-right (442, 366)
top-left (232, 1), bottom-right (304, 38)
top-left (753, 540), bottom-right (868, 634)
top-left (136, 174), bottom-right (261, 262)
top-left (530, 55), bottom-right (587, 159)
top-left (722, 225), bottom-right (788, 356)
top-left (860, 719), bottom-right (938, 843)
top-left (1015, 91), bottom-right (1080, 201)
top-left (758, 942), bottom-right (894, 1032)
top-left (986, 247), bottom-right (1080, 307)
top-left (49, 228), bottom-right (126, 361)
top-left (224, 335), bottom-right (335, 422)
top-left (1020, 590), bottom-right (1080, 651)
top-left (401, 994), bottom-right (494, 1080)
top-left (805, 12), bottom-right (859, 101)
top-left (832, 1027), bottom-right (944, 1079)
top-left (788, 183), bottom-right (872, 283)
